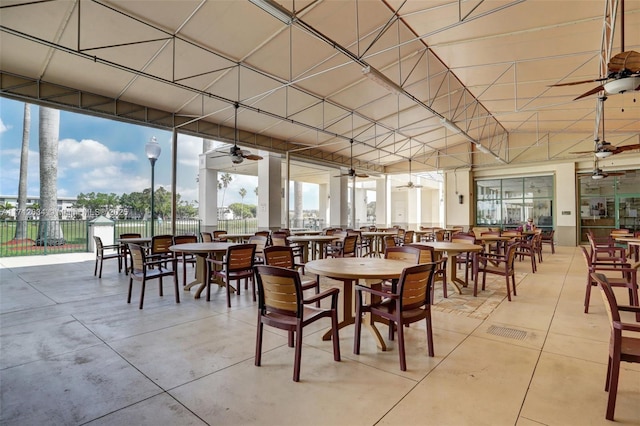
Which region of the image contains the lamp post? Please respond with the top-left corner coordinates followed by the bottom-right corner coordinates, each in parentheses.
top-left (145, 136), bottom-right (161, 236)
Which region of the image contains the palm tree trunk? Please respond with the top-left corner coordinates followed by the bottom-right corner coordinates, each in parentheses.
top-left (36, 107), bottom-right (65, 246)
top-left (15, 103), bottom-right (30, 240)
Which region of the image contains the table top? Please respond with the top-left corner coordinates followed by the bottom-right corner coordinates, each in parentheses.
top-left (117, 237), bottom-right (152, 244)
top-left (290, 230), bottom-right (322, 235)
top-left (219, 233), bottom-right (255, 238)
top-left (305, 257), bottom-right (414, 280)
top-left (361, 231), bottom-right (397, 237)
top-left (476, 235), bottom-right (512, 242)
top-left (287, 235), bottom-right (341, 243)
top-left (419, 242), bottom-right (483, 252)
top-left (614, 236), bottom-right (640, 243)
top-left (169, 242), bottom-right (237, 253)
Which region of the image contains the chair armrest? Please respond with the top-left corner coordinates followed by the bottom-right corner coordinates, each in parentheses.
top-left (304, 287), bottom-right (340, 306)
top-left (103, 244), bottom-right (121, 251)
top-left (354, 283), bottom-right (397, 299)
top-left (206, 257), bottom-right (224, 266)
top-left (618, 322), bottom-right (640, 333)
top-left (618, 305), bottom-right (640, 313)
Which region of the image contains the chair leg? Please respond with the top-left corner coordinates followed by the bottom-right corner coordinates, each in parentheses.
top-left (396, 315), bottom-right (406, 371)
top-left (255, 318), bottom-right (263, 366)
top-left (505, 276), bottom-right (512, 302)
top-left (354, 291), bottom-right (363, 355)
top-left (425, 310), bottom-right (434, 357)
top-left (94, 258), bottom-right (99, 277)
top-left (293, 324), bottom-right (303, 382)
top-left (331, 310), bottom-right (341, 361)
top-left (584, 276), bottom-right (593, 313)
top-left (605, 355), bottom-right (620, 420)
top-left (127, 277), bottom-right (133, 303)
top-left (98, 258), bottom-right (104, 278)
top-left (173, 273), bottom-right (180, 304)
top-left (139, 280), bottom-right (146, 309)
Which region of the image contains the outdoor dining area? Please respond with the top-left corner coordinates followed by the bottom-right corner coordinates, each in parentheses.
top-left (28, 224), bottom-right (629, 424)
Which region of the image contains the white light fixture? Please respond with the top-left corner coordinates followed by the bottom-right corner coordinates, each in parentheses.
top-left (604, 76), bottom-right (640, 96)
top-left (441, 118), bottom-right (462, 134)
top-left (248, 0), bottom-right (293, 24)
top-left (475, 143), bottom-right (491, 154)
top-left (441, 118), bottom-right (477, 143)
top-left (595, 150), bottom-right (613, 159)
top-left (591, 174), bottom-right (604, 180)
top-left (362, 66), bottom-right (403, 96)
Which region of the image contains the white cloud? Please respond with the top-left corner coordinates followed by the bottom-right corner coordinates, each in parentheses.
top-left (0, 118), bottom-right (8, 134)
top-left (58, 138), bottom-right (137, 168)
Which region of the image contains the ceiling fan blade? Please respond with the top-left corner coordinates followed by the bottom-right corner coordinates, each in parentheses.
top-left (243, 153), bottom-right (263, 160)
top-left (573, 84), bottom-right (605, 100)
top-left (612, 143), bottom-right (640, 154)
top-left (608, 50), bottom-right (640, 73)
top-left (604, 172), bottom-right (626, 177)
top-left (355, 173), bottom-right (369, 178)
top-left (569, 150), bottom-right (596, 155)
top-left (549, 78), bottom-right (602, 87)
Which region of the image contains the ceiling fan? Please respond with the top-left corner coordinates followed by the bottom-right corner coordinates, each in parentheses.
top-left (397, 159), bottom-right (423, 189)
top-left (210, 103), bottom-right (263, 164)
top-left (570, 97), bottom-right (640, 158)
top-left (334, 139), bottom-right (369, 178)
top-left (579, 159), bottom-right (625, 180)
top-left (550, 3), bottom-right (640, 100)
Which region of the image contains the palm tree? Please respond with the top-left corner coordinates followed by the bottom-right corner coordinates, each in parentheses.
top-left (239, 187), bottom-right (247, 219)
top-left (218, 172), bottom-right (233, 211)
top-left (14, 103), bottom-right (30, 240)
top-left (36, 106), bottom-right (65, 246)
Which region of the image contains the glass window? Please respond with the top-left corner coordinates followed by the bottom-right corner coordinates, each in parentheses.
top-left (475, 175), bottom-right (554, 230)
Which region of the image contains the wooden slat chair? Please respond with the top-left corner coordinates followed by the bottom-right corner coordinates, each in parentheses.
top-left (172, 234), bottom-right (197, 286)
top-left (405, 244), bottom-right (448, 298)
top-left (475, 243), bottom-right (518, 301)
top-left (93, 236), bottom-right (122, 278)
top-left (118, 233), bottom-right (141, 275)
top-left (263, 245), bottom-right (320, 305)
top-left (579, 245), bottom-right (639, 315)
top-left (200, 231), bottom-right (213, 242)
top-left (590, 273), bottom-right (640, 421)
top-left (254, 265), bottom-right (341, 382)
top-left (127, 243), bottom-right (179, 309)
top-left (206, 243), bottom-right (256, 307)
top-left (354, 263), bottom-right (436, 371)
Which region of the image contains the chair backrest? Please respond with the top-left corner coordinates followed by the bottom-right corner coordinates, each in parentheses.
top-left (173, 234), bottom-right (197, 245)
top-left (248, 235), bottom-right (268, 254)
top-left (263, 245), bottom-right (295, 269)
top-left (270, 232), bottom-right (289, 247)
top-left (384, 235), bottom-right (397, 251)
top-left (504, 243), bottom-right (518, 271)
top-left (225, 244), bottom-right (257, 273)
top-left (397, 263), bottom-right (436, 309)
top-left (93, 235), bottom-right (105, 252)
top-left (341, 234), bottom-right (358, 256)
top-left (151, 235), bottom-right (173, 255)
top-left (128, 243), bottom-right (146, 275)
top-left (452, 233), bottom-right (476, 244)
top-left (213, 230), bottom-right (228, 241)
top-left (403, 230), bottom-right (415, 244)
top-left (278, 228), bottom-right (292, 236)
top-left (200, 232), bottom-right (213, 242)
top-left (434, 230), bottom-right (446, 241)
top-left (590, 273), bottom-right (621, 328)
top-left (405, 244), bottom-right (436, 264)
top-left (579, 245), bottom-right (593, 269)
top-left (119, 233), bottom-right (141, 241)
top-left (255, 265), bottom-right (303, 317)
top-left (384, 246), bottom-right (421, 263)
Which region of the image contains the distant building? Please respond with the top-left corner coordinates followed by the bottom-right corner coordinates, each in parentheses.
top-left (217, 206), bottom-right (234, 220)
top-left (0, 195), bottom-right (78, 219)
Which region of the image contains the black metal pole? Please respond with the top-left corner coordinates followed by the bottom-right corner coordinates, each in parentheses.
top-left (149, 158), bottom-right (156, 237)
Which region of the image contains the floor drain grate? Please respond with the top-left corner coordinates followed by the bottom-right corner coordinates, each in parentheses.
top-left (486, 325), bottom-right (527, 340)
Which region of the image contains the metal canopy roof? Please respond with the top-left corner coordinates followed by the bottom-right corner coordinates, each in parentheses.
top-left (1, 0), bottom-right (639, 175)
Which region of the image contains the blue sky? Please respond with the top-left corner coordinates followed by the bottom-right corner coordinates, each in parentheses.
top-left (0, 96), bottom-right (304, 207)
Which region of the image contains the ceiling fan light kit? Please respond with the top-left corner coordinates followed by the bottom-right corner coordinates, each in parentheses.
top-left (603, 75), bottom-right (640, 95)
top-left (595, 150), bottom-right (613, 159)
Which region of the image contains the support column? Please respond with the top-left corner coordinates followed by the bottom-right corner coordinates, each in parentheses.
top-left (294, 181), bottom-right (303, 228)
top-left (257, 152), bottom-right (282, 231)
top-left (329, 174), bottom-right (349, 228)
top-left (198, 154), bottom-right (218, 231)
top-left (375, 177), bottom-right (388, 228)
top-left (318, 183), bottom-right (328, 230)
